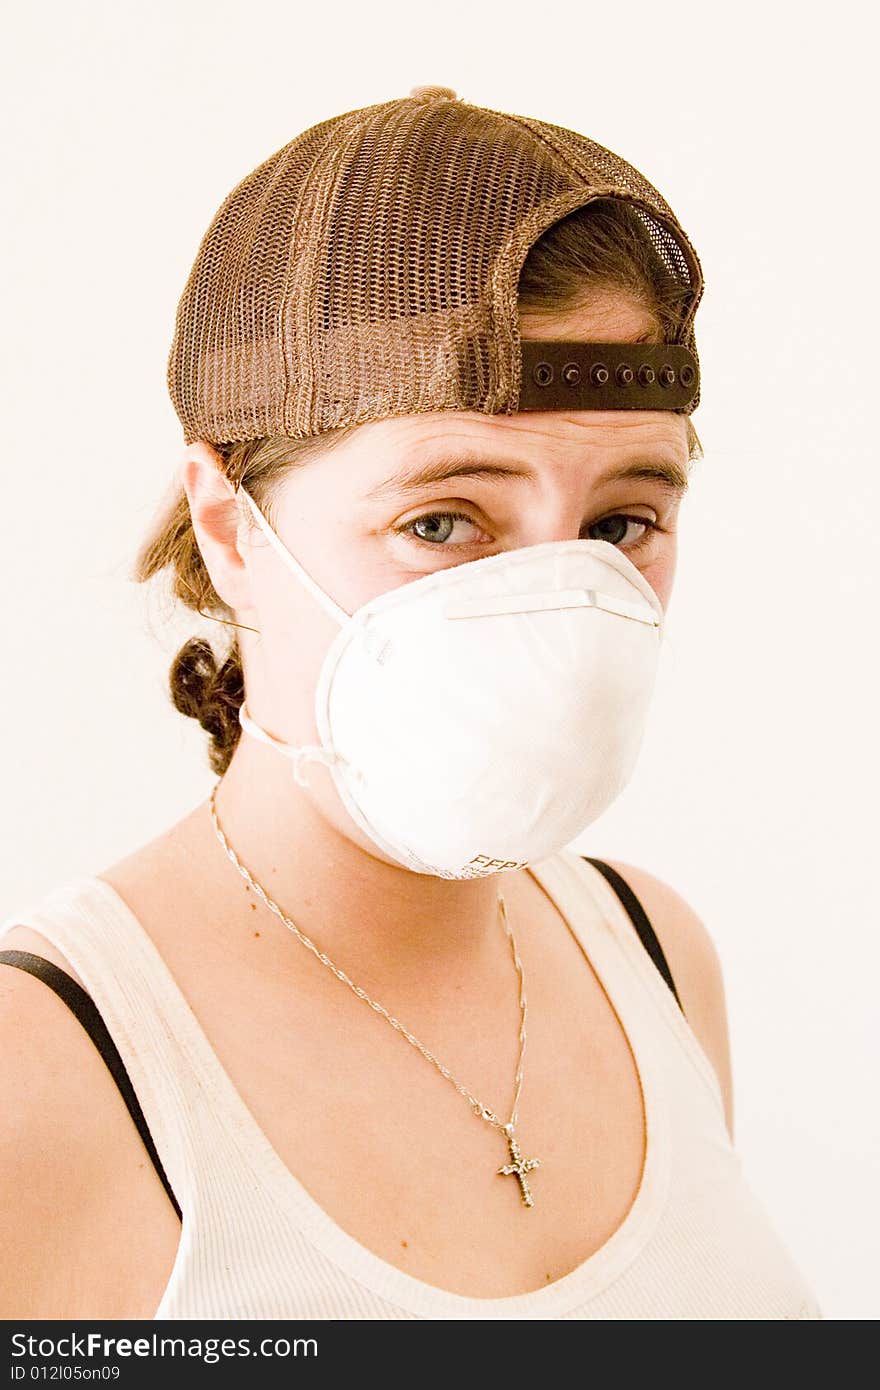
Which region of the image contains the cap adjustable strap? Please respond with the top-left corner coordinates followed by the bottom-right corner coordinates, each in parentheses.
top-left (518, 341), bottom-right (698, 412)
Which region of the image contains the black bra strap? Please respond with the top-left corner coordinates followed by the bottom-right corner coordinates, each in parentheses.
top-left (0, 949), bottom-right (182, 1222)
top-left (581, 858), bottom-right (685, 1015)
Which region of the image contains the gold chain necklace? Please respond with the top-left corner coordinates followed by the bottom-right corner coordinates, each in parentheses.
top-left (208, 782), bottom-right (541, 1207)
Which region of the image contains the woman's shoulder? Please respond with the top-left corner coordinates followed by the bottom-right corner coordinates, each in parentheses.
top-left (599, 858), bottom-right (735, 1141)
top-left (0, 920), bottom-right (181, 1317)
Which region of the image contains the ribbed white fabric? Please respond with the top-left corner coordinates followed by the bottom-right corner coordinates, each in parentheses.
top-left (1, 847), bottom-right (822, 1320)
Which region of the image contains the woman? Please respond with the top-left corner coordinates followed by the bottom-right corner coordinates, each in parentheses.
top-left (0, 86), bottom-right (822, 1320)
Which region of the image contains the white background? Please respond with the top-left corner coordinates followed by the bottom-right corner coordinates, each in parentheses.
top-left (2, 0), bottom-right (877, 1320)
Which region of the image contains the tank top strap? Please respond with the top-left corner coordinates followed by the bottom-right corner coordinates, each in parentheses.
top-left (0, 874), bottom-right (258, 1217)
top-left (579, 856), bottom-right (684, 1013)
top-left (0, 945), bottom-right (182, 1220)
top-left (535, 848), bottom-right (727, 1120)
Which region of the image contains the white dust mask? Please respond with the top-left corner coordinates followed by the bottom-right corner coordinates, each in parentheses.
top-left (236, 486), bottom-right (665, 880)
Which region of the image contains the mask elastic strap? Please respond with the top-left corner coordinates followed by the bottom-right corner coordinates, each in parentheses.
top-left (237, 486), bottom-right (351, 627)
top-left (238, 701), bottom-right (345, 788)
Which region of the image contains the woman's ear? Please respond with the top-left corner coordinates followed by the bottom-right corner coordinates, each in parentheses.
top-left (178, 440), bottom-right (253, 615)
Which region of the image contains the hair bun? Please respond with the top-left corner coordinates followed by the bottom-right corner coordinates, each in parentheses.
top-left (169, 637), bottom-right (244, 771)
top-left (170, 637), bottom-right (216, 723)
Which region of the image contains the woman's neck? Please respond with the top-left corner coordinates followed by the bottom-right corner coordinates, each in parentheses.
top-left (163, 737), bottom-right (520, 1001)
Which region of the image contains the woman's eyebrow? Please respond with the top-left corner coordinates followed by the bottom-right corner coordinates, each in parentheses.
top-left (362, 450), bottom-right (690, 501)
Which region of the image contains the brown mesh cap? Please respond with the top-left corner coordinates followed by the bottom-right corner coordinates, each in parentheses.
top-left (167, 85), bottom-right (704, 446)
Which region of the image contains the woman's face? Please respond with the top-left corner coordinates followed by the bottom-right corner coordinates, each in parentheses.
top-left (187, 296), bottom-right (690, 847)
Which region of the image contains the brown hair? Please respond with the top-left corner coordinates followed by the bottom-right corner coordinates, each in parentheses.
top-left (135, 198), bottom-right (703, 777)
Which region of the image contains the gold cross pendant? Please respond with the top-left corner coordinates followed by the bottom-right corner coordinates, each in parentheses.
top-left (497, 1126), bottom-right (540, 1207)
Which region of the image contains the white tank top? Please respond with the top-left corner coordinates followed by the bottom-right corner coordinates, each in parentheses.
top-left (1, 846), bottom-right (822, 1320)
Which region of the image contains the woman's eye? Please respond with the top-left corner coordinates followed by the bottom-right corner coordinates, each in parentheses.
top-left (587, 514), bottom-right (659, 550)
top-left (396, 509), bottom-right (660, 552)
top-left (396, 510), bottom-right (485, 547)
